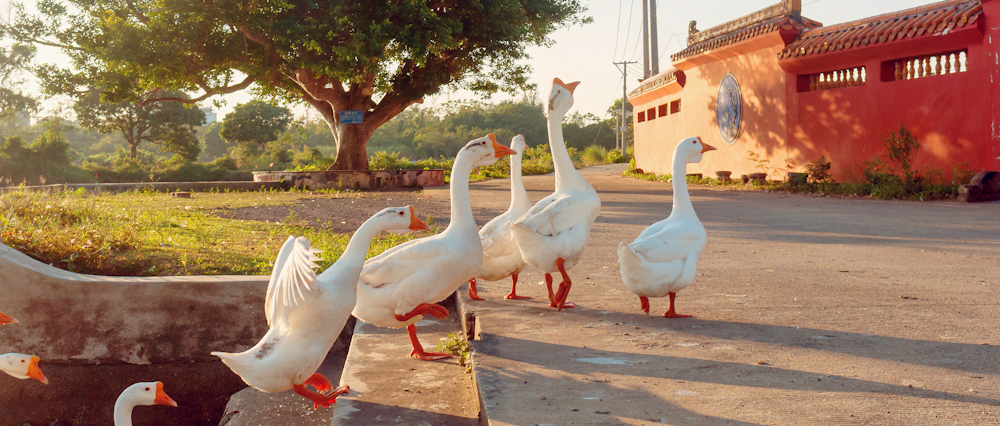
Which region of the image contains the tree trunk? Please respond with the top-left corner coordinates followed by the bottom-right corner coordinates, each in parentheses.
top-left (129, 142), bottom-right (138, 160)
top-left (330, 123), bottom-right (372, 170)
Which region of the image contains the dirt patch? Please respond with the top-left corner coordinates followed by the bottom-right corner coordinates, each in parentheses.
top-left (211, 191), bottom-right (454, 233)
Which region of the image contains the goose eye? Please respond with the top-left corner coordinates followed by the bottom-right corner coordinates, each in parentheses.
top-left (145, 387), bottom-right (150, 391)
top-left (20, 360), bottom-right (24, 363)
top-left (398, 211), bottom-right (404, 215)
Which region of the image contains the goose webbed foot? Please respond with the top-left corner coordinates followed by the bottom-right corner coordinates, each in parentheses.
top-left (639, 296), bottom-right (650, 315)
top-left (468, 277), bottom-right (486, 301)
top-left (394, 303), bottom-right (449, 322)
top-left (504, 274), bottom-right (531, 300)
top-left (406, 324), bottom-right (453, 361)
top-left (294, 379), bottom-right (349, 409)
top-left (663, 292), bottom-right (692, 318)
top-left (549, 258), bottom-right (575, 311)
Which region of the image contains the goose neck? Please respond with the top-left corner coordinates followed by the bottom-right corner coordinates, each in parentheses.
top-left (509, 152), bottom-right (531, 211)
top-left (447, 153), bottom-right (477, 234)
top-left (547, 113), bottom-right (585, 191)
top-left (671, 154), bottom-right (696, 217)
top-left (113, 400), bottom-right (135, 426)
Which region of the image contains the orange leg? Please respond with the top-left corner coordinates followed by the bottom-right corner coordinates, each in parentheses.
top-left (545, 273), bottom-right (555, 303)
top-left (550, 258), bottom-right (575, 311)
top-left (639, 296), bottom-right (650, 315)
top-left (305, 373), bottom-right (333, 393)
top-left (505, 273), bottom-right (531, 300)
top-left (663, 292), bottom-right (692, 318)
top-left (468, 277), bottom-right (485, 301)
top-left (406, 324), bottom-right (453, 361)
top-left (394, 303), bottom-right (449, 323)
top-left (293, 373), bottom-right (349, 409)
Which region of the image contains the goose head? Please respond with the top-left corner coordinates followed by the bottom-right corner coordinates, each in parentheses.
top-left (0, 353), bottom-right (48, 384)
top-left (378, 205), bottom-right (430, 234)
top-left (510, 134), bottom-right (527, 154)
top-left (117, 381), bottom-right (177, 409)
top-left (0, 310), bottom-right (17, 325)
top-left (673, 136), bottom-right (716, 165)
top-left (547, 78), bottom-right (580, 118)
top-left (460, 134), bottom-right (517, 168)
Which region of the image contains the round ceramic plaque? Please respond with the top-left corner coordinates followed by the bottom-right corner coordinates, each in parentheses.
top-left (717, 73), bottom-right (742, 145)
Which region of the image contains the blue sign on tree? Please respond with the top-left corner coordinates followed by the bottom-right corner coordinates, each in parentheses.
top-left (339, 110), bottom-right (364, 124)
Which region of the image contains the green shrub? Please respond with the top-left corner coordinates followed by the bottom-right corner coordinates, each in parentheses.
top-left (606, 148), bottom-right (625, 164)
top-left (580, 145), bottom-right (607, 167)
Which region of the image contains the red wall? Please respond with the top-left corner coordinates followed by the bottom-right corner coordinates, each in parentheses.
top-left (783, 5), bottom-right (1000, 181)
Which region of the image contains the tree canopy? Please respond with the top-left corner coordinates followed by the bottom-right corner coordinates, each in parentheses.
top-left (7, 0), bottom-right (590, 170)
top-left (74, 91), bottom-right (205, 160)
top-left (220, 101), bottom-right (292, 151)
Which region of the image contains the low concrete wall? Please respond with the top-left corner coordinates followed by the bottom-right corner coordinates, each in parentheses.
top-left (253, 169), bottom-right (445, 190)
top-left (0, 242), bottom-right (272, 425)
top-left (0, 242), bottom-right (269, 365)
top-left (0, 181), bottom-right (283, 194)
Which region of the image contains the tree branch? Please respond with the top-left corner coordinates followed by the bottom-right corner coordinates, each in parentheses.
top-left (138, 74), bottom-right (257, 105)
top-left (123, 0), bottom-right (151, 24)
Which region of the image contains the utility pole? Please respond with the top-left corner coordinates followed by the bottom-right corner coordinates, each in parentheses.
top-left (641, 0), bottom-right (649, 79)
top-left (614, 61), bottom-right (637, 154)
top-left (649, 0), bottom-right (659, 76)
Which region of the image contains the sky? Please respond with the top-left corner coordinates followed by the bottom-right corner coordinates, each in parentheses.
top-left (23, 0), bottom-right (936, 123)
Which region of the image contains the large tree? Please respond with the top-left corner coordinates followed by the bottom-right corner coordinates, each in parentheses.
top-left (220, 101), bottom-right (292, 151)
top-left (6, 0), bottom-right (589, 170)
top-left (74, 91), bottom-right (205, 160)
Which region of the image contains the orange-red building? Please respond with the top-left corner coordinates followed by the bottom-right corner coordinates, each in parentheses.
top-left (628, 0), bottom-right (999, 181)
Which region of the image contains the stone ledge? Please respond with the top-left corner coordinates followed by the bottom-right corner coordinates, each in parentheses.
top-left (0, 181), bottom-right (282, 194)
top-left (253, 169), bottom-right (445, 191)
top-left (331, 295), bottom-right (480, 426)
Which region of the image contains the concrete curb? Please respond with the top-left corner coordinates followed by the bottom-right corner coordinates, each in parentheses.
top-left (0, 180), bottom-right (283, 194)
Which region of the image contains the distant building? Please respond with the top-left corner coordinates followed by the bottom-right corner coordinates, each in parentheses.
top-left (628, 0), bottom-right (999, 180)
top-left (200, 107), bottom-right (218, 123)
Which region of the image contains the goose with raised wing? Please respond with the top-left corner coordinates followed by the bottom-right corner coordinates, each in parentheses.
top-left (618, 136), bottom-right (715, 318)
top-left (353, 135), bottom-right (516, 360)
top-left (213, 206), bottom-right (429, 409)
top-left (511, 78), bottom-right (601, 310)
top-left (468, 134), bottom-right (533, 301)
top-left (113, 382), bottom-right (177, 426)
top-left (0, 353), bottom-right (47, 384)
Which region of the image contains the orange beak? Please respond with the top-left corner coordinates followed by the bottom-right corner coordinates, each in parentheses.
top-left (154, 382), bottom-right (178, 407)
top-left (407, 206), bottom-right (430, 231)
top-left (552, 78), bottom-right (581, 94)
top-left (700, 138), bottom-right (716, 153)
top-left (489, 134), bottom-right (517, 158)
top-left (26, 356), bottom-right (47, 385)
top-left (0, 311), bottom-right (17, 325)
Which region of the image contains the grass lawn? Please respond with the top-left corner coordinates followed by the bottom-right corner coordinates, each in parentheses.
top-left (0, 188), bottom-right (435, 276)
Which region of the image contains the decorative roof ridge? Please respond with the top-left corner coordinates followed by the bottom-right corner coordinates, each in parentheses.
top-left (629, 68), bottom-right (680, 99)
top-left (795, 0), bottom-right (980, 38)
top-left (779, 0), bottom-right (984, 60)
top-left (686, 0), bottom-right (802, 46)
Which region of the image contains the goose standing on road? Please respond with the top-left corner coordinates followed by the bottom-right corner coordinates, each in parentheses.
top-left (213, 207), bottom-right (429, 408)
top-left (511, 78), bottom-right (601, 310)
top-left (354, 135), bottom-right (516, 360)
top-left (618, 136), bottom-right (715, 318)
top-left (468, 134), bottom-right (533, 301)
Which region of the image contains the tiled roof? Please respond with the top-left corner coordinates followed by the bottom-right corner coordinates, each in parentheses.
top-left (779, 0), bottom-right (984, 60)
top-left (671, 0), bottom-right (822, 63)
top-left (628, 68), bottom-right (679, 99)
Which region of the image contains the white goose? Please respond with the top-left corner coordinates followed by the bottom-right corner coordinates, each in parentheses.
top-left (511, 78), bottom-right (601, 310)
top-left (0, 310), bottom-right (17, 325)
top-left (213, 207), bottom-right (429, 408)
top-left (114, 382), bottom-right (177, 426)
top-left (0, 353), bottom-right (48, 384)
top-left (353, 135), bottom-right (516, 360)
top-left (618, 137), bottom-right (715, 318)
top-left (467, 134), bottom-right (533, 301)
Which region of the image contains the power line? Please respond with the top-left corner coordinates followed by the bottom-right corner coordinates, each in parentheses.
top-left (620, 0), bottom-right (636, 62)
top-left (613, 0), bottom-right (623, 61)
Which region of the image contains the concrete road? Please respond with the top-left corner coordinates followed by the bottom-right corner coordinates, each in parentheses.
top-left (427, 164), bottom-right (1000, 426)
